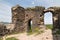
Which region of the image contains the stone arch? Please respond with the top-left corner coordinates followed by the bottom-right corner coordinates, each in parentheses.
top-left (44, 9), bottom-right (54, 25)
top-left (43, 8), bottom-right (59, 30)
top-left (44, 12), bottom-right (53, 24)
top-left (27, 19), bottom-right (32, 32)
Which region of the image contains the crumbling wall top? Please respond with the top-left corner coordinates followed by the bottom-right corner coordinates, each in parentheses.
top-left (25, 6), bottom-right (45, 11)
top-left (11, 5), bottom-right (25, 11)
top-left (44, 7), bottom-right (60, 13)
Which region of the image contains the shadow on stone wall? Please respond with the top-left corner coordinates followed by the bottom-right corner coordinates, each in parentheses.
top-left (52, 29), bottom-right (60, 40)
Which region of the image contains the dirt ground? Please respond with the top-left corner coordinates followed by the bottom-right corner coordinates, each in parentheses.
top-left (6, 29), bottom-right (53, 40)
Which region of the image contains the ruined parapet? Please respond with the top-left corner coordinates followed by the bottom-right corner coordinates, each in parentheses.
top-left (25, 6), bottom-right (45, 11)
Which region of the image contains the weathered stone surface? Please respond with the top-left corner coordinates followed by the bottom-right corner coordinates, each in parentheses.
top-left (1, 5), bottom-right (60, 38)
top-left (11, 5), bottom-right (60, 32)
top-left (0, 23), bottom-right (10, 36)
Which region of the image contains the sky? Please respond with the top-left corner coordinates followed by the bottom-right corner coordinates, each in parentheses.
top-left (0, 0), bottom-right (60, 24)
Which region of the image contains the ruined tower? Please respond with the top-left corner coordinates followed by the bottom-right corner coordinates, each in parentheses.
top-left (12, 5), bottom-right (26, 32)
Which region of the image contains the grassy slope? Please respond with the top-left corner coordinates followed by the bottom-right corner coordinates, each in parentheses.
top-left (45, 24), bottom-right (53, 30)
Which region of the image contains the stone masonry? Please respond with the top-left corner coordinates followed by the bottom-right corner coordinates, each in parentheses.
top-left (11, 5), bottom-right (60, 32)
top-left (1, 5), bottom-right (60, 36)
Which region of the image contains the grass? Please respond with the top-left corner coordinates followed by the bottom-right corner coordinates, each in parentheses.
top-left (6, 37), bottom-right (18, 40)
top-left (27, 30), bottom-right (33, 35)
top-left (46, 24), bottom-right (60, 35)
top-left (6, 24), bottom-right (53, 36)
top-left (34, 27), bottom-right (44, 35)
top-left (27, 24), bottom-right (53, 35)
top-left (27, 27), bottom-right (44, 35)
top-left (0, 37), bottom-right (2, 40)
top-left (35, 30), bottom-right (44, 35)
top-left (46, 24), bottom-right (53, 30)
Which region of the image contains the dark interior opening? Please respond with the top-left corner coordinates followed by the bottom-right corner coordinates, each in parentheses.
top-left (28, 19), bottom-right (32, 32)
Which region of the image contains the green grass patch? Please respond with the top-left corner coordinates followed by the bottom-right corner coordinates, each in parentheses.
top-left (6, 37), bottom-right (18, 40)
top-left (0, 37), bottom-right (2, 40)
top-left (35, 30), bottom-right (44, 35)
top-left (27, 29), bottom-right (33, 35)
top-left (27, 27), bottom-right (44, 35)
top-left (46, 24), bottom-right (53, 30)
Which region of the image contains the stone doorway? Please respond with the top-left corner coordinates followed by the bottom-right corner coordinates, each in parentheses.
top-left (27, 19), bottom-right (32, 32)
top-left (44, 12), bottom-right (53, 29)
top-left (44, 12), bottom-right (53, 24)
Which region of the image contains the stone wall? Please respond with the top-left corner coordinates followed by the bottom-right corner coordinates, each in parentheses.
top-left (1, 5), bottom-right (60, 36)
top-left (0, 23), bottom-right (9, 36)
top-left (12, 5), bottom-right (45, 32)
top-left (11, 5), bottom-right (60, 32)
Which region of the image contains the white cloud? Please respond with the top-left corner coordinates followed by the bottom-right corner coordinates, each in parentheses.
top-left (32, 1), bottom-right (35, 4)
top-left (34, 0), bottom-right (53, 2)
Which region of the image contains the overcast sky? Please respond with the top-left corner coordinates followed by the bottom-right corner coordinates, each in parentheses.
top-left (0, 0), bottom-right (60, 24)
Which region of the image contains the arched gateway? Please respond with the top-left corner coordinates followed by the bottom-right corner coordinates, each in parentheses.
top-left (44, 7), bottom-right (60, 30)
top-left (12, 5), bottom-right (60, 32)
top-left (44, 7), bottom-right (59, 29)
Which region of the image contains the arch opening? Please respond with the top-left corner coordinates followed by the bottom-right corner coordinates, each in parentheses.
top-left (28, 19), bottom-right (32, 32)
top-left (44, 12), bottom-right (53, 29)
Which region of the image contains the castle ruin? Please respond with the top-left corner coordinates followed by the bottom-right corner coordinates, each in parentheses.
top-left (0, 5), bottom-right (60, 36)
top-left (11, 5), bottom-right (60, 32)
